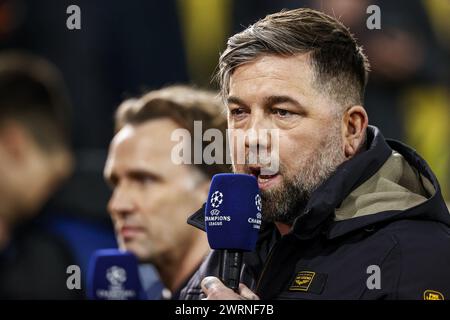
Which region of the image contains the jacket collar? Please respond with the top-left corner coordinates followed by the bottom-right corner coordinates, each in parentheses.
top-left (325, 137), bottom-right (450, 239)
top-left (290, 125), bottom-right (393, 240)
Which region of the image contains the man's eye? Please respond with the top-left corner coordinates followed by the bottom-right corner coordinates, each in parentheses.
top-left (230, 108), bottom-right (248, 119)
top-left (230, 108), bottom-right (245, 115)
top-left (138, 176), bottom-right (155, 185)
top-left (130, 173), bottom-right (158, 186)
top-left (107, 177), bottom-right (118, 189)
top-left (272, 108), bottom-right (292, 117)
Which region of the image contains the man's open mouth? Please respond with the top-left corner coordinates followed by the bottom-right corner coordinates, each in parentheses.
top-left (247, 166), bottom-right (280, 190)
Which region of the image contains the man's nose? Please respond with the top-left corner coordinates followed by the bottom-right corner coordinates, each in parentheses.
top-left (108, 186), bottom-right (135, 216)
top-left (245, 111), bottom-right (272, 151)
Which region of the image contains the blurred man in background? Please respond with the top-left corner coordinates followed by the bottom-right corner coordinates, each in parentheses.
top-left (104, 86), bottom-right (228, 299)
top-left (0, 52), bottom-right (78, 299)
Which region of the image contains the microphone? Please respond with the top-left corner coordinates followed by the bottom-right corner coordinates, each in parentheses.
top-left (87, 249), bottom-right (147, 300)
top-left (204, 173), bottom-right (261, 292)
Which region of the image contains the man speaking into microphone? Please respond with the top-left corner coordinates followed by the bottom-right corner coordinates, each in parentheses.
top-left (181, 8), bottom-right (450, 300)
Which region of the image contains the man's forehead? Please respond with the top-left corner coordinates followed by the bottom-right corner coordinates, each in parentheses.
top-left (108, 119), bottom-right (182, 169)
top-left (232, 54), bottom-right (311, 78)
top-left (113, 119), bottom-right (179, 149)
top-left (228, 54), bottom-right (314, 98)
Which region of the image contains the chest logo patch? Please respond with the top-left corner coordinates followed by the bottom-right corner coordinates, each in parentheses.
top-left (289, 271), bottom-right (316, 292)
top-left (423, 290), bottom-right (444, 300)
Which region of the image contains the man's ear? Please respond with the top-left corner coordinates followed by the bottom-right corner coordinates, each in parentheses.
top-left (342, 105), bottom-right (368, 158)
top-left (0, 121), bottom-right (31, 161)
top-left (198, 178), bottom-right (211, 200)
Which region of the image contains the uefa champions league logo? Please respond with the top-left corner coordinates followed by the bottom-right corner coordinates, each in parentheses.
top-left (206, 190), bottom-right (231, 225)
top-left (248, 194), bottom-right (262, 230)
top-left (210, 191), bottom-right (224, 208)
top-left (106, 266), bottom-right (127, 286)
top-left (96, 265), bottom-right (135, 300)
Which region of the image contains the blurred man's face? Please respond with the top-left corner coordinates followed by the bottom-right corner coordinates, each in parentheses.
top-left (227, 54), bottom-right (346, 224)
top-left (104, 119), bottom-right (206, 263)
top-left (0, 123), bottom-right (73, 225)
top-left (19, 144), bottom-right (73, 216)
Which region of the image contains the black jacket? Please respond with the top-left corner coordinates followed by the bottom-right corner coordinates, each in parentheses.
top-left (180, 126), bottom-right (450, 300)
top-left (0, 221), bottom-right (83, 299)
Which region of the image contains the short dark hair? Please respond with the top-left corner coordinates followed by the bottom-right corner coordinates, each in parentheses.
top-left (217, 8), bottom-right (370, 109)
top-left (115, 85), bottom-right (229, 178)
top-left (0, 52), bottom-right (71, 151)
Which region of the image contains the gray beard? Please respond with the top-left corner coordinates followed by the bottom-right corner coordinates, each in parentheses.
top-left (260, 125), bottom-right (346, 225)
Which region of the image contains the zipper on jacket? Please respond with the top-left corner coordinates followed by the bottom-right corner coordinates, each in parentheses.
top-left (254, 239), bottom-right (281, 295)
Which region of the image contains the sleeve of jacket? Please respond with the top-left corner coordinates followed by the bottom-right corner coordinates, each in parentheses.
top-left (179, 250), bottom-right (221, 300)
top-left (392, 222), bottom-right (450, 300)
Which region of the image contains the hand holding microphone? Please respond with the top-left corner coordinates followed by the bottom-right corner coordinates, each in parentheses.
top-left (201, 276), bottom-right (259, 300)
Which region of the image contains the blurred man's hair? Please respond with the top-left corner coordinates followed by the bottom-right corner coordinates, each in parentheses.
top-left (217, 8), bottom-right (370, 110)
top-left (0, 51), bottom-right (71, 151)
top-left (115, 85), bottom-right (229, 178)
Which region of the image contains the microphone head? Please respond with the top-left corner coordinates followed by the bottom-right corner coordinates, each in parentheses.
top-left (87, 249), bottom-right (145, 300)
top-left (205, 173), bottom-right (262, 251)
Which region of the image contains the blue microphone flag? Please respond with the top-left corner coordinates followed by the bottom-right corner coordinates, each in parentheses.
top-left (205, 173), bottom-right (261, 251)
top-left (87, 249), bottom-right (145, 300)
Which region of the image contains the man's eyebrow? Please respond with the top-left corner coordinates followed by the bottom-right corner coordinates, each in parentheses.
top-left (127, 169), bottom-right (162, 182)
top-left (226, 96), bottom-right (249, 108)
top-left (227, 95), bottom-right (306, 113)
top-left (262, 95), bottom-right (303, 110)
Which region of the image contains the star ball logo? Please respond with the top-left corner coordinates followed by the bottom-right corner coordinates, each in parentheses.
top-left (255, 194), bottom-right (262, 212)
top-left (210, 190), bottom-right (223, 208)
top-left (106, 266), bottom-right (127, 286)
top-left (95, 265), bottom-right (136, 300)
